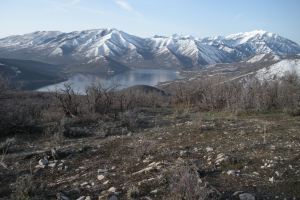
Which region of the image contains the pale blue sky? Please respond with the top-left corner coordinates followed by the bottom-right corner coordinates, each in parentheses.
top-left (1, 0), bottom-right (300, 43)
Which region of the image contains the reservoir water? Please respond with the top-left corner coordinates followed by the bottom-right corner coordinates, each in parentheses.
top-left (37, 69), bottom-right (182, 93)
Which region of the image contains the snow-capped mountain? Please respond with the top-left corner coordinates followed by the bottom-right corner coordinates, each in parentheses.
top-left (0, 29), bottom-right (299, 70)
top-left (201, 30), bottom-right (300, 60)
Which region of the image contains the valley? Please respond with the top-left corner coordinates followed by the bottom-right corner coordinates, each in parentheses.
top-left (0, 28), bottom-right (300, 200)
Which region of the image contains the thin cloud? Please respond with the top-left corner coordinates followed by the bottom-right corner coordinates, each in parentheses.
top-left (43, 0), bottom-right (104, 15)
top-left (234, 13), bottom-right (244, 21)
top-left (114, 0), bottom-right (142, 16)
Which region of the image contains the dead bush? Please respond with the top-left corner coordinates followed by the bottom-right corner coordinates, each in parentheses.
top-left (279, 72), bottom-right (300, 116)
top-left (10, 174), bottom-right (34, 200)
top-left (0, 97), bottom-right (43, 136)
top-left (55, 84), bottom-right (81, 117)
top-left (86, 83), bottom-right (117, 114)
top-left (170, 73), bottom-right (300, 115)
top-left (0, 74), bottom-right (9, 95)
top-left (167, 165), bottom-right (210, 200)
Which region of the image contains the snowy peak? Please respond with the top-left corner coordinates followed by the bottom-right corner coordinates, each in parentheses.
top-left (0, 29), bottom-right (299, 69)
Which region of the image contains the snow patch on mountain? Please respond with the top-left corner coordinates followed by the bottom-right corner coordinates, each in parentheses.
top-left (225, 30), bottom-right (272, 45)
top-left (256, 59), bottom-right (300, 80)
top-left (247, 54), bottom-right (266, 63)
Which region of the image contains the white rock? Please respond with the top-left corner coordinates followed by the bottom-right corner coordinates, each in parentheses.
top-left (269, 177), bottom-right (275, 183)
top-left (97, 175), bottom-right (105, 181)
top-left (80, 182), bottom-right (89, 187)
top-left (206, 147), bottom-right (214, 152)
top-left (103, 180), bottom-right (109, 185)
top-left (252, 172), bottom-right (259, 176)
top-left (150, 189), bottom-right (158, 194)
top-left (108, 187), bottom-right (116, 193)
top-left (98, 169), bottom-right (108, 174)
top-left (76, 196), bottom-right (85, 200)
top-left (227, 170), bottom-right (240, 176)
top-left (39, 159), bottom-right (49, 166)
top-left (85, 196), bottom-right (91, 200)
top-left (48, 163), bottom-right (56, 168)
top-left (233, 191), bottom-right (243, 196)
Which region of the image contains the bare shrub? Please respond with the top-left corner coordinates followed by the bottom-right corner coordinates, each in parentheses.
top-left (0, 96), bottom-right (43, 136)
top-left (0, 137), bottom-right (16, 168)
top-left (167, 165), bottom-right (209, 200)
top-left (279, 72), bottom-right (300, 116)
top-left (169, 72), bottom-right (300, 115)
top-left (133, 139), bottom-right (156, 160)
top-left (55, 84), bottom-right (81, 117)
top-left (127, 185), bottom-right (140, 199)
top-left (120, 109), bottom-right (139, 130)
top-left (10, 174), bottom-right (34, 200)
top-left (0, 74), bottom-right (9, 95)
top-left (86, 83), bottom-right (117, 114)
top-left (191, 113), bottom-right (204, 132)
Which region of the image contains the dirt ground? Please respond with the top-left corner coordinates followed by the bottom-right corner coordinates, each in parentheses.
top-left (1, 109), bottom-right (300, 200)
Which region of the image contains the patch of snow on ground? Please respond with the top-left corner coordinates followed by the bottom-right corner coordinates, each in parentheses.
top-left (256, 59), bottom-right (300, 80)
top-left (247, 54), bottom-right (266, 63)
top-left (0, 63), bottom-right (5, 66)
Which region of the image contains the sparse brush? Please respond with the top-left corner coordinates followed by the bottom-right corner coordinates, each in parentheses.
top-left (167, 165), bottom-right (210, 200)
top-left (10, 174), bottom-right (34, 200)
top-left (127, 185), bottom-right (140, 199)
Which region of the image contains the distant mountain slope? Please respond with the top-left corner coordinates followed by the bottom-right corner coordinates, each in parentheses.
top-left (256, 58), bottom-right (300, 80)
top-left (0, 29), bottom-right (299, 70)
top-left (0, 58), bottom-right (65, 89)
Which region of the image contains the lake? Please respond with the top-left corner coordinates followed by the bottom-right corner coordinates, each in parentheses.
top-left (37, 69), bottom-right (183, 93)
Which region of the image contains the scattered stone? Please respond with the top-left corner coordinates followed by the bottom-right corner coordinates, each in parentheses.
top-left (275, 171), bottom-right (280, 177)
top-left (38, 158), bottom-right (49, 167)
top-left (48, 163), bottom-right (57, 168)
top-left (108, 187), bottom-right (116, 193)
top-left (80, 182), bottom-right (89, 187)
top-left (269, 177), bottom-right (275, 183)
top-left (206, 147), bottom-right (214, 152)
top-left (103, 180), bottom-right (109, 185)
top-left (132, 162), bottom-right (162, 175)
top-left (85, 196), bottom-right (91, 200)
top-left (227, 170), bottom-right (240, 176)
top-left (233, 191), bottom-right (243, 196)
top-left (252, 172), bottom-right (259, 176)
top-left (239, 193), bottom-right (255, 200)
top-left (215, 153), bottom-right (228, 165)
top-left (180, 150), bottom-right (187, 156)
top-left (98, 169), bottom-right (108, 174)
top-left (35, 164), bottom-right (45, 169)
top-left (97, 175), bottom-right (105, 181)
top-left (150, 189), bottom-right (158, 194)
top-left (76, 196), bottom-right (85, 200)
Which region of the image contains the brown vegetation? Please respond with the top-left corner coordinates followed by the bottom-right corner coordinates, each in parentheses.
top-left (0, 73), bottom-right (300, 199)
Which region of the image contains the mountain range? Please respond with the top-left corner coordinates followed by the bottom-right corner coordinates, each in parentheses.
top-left (0, 29), bottom-right (300, 72)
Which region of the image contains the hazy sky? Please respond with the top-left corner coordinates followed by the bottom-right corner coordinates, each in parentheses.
top-left (1, 0), bottom-right (300, 43)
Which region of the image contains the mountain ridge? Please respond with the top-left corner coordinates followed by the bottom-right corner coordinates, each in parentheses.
top-left (0, 29), bottom-right (299, 70)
